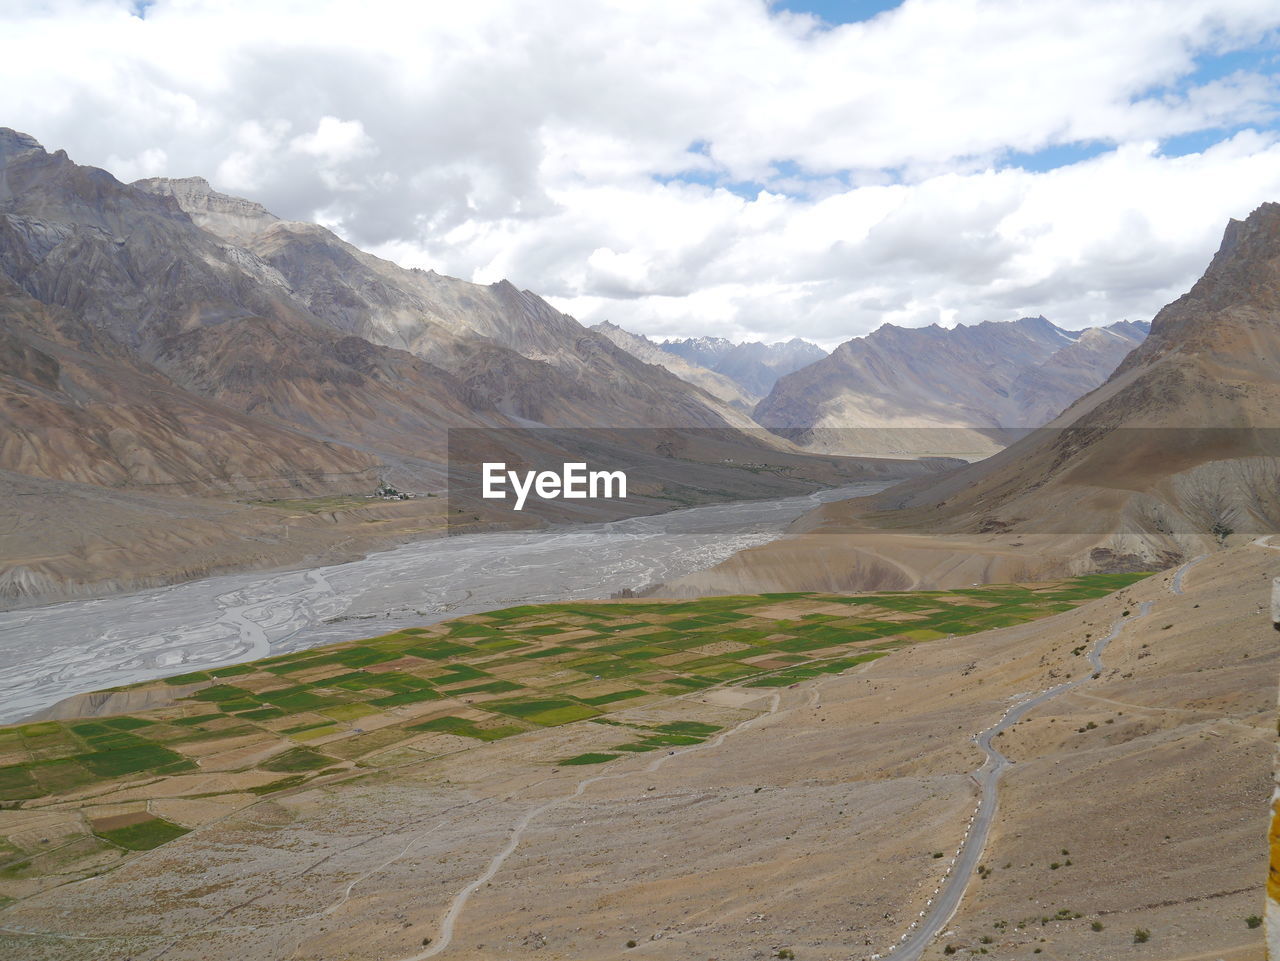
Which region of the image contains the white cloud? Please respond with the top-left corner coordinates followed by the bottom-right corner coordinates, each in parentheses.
top-left (215, 119), bottom-right (290, 191)
top-left (104, 145), bottom-right (168, 181)
top-left (290, 116), bottom-right (375, 163)
top-left (1, 0), bottom-right (1278, 346)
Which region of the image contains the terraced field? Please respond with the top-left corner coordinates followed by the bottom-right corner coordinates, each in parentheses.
top-left (0, 573), bottom-right (1146, 899)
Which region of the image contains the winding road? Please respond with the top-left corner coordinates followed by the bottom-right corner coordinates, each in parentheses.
top-left (1171, 554), bottom-right (1208, 595)
top-left (877, 557), bottom-right (1205, 961)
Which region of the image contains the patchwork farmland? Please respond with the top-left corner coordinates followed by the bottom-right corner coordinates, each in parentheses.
top-left (0, 573), bottom-right (1145, 900)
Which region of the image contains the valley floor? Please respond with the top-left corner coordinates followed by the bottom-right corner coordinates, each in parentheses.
top-left (0, 545), bottom-right (1272, 961)
top-left (0, 470), bottom-right (461, 610)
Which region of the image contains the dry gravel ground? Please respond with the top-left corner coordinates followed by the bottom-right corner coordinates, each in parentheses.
top-left (0, 545), bottom-right (1272, 961)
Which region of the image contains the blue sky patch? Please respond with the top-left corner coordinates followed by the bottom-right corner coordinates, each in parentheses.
top-left (773, 0), bottom-right (904, 26)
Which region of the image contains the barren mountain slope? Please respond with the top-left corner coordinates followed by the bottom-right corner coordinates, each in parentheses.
top-left (0, 276), bottom-right (380, 495)
top-left (137, 176), bottom-right (755, 430)
top-left (1011, 319), bottom-right (1151, 424)
top-left (0, 129), bottom-right (507, 485)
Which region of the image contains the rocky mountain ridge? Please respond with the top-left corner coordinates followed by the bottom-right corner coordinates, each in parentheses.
top-left (133, 174), bottom-right (755, 433)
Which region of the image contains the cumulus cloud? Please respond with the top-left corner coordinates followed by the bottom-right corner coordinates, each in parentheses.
top-left (1, 0), bottom-right (1279, 346)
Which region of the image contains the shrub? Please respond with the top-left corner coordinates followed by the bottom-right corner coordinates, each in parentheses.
top-left (1246, 915), bottom-right (1262, 929)
top-left (1091, 921), bottom-right (1104, 931)
top-left (1134, 928), bottom-right (1150, 943)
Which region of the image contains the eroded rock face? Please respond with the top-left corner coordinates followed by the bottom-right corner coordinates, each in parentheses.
top-left (132, 175), bottom-right (279, 245)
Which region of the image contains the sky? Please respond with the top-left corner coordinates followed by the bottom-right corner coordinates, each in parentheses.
top-left (3, 1), bottom-right (1280, 348)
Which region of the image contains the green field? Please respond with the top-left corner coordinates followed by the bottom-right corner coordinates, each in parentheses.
top-left (0, 572), bottom-right (1146, 885)
top-left (96, 817), bottom-right (190, 851)
top-left (248, 495), bottom-right (374, 514)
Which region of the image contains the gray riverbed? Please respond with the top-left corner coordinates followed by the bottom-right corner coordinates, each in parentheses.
top-left (0, 482), bottom-right (888, 722)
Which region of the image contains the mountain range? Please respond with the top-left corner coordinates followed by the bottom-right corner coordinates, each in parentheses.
top-left (596, 313), bottom-right (1149, 461)
top-left (878, 202), bottom-right (1280, 549)
top-left (7, 124), bottom-right (1258, 609)
top-left (591, 324), bottom-right (828, 409)
top-left (659, 334), bottom-right (828, 398)
top-left (754, 315), bottom-right (1149, 456)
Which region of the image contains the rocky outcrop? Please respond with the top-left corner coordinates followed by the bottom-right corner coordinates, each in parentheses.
top-left (133, 175), bottom-right (279, 245)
